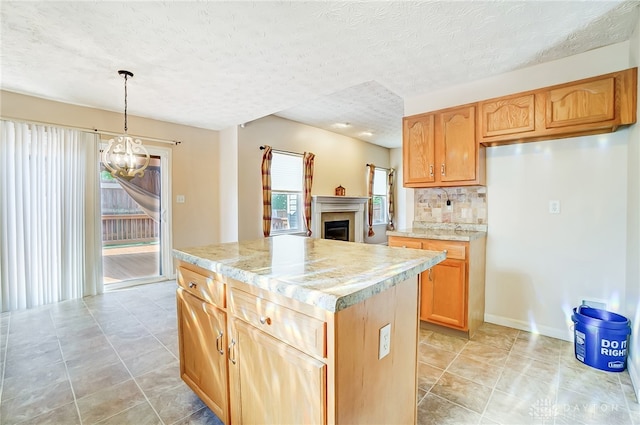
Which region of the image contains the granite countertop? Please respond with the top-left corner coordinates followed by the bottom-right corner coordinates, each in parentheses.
top-left (173, 235), bottom-right (445, 313)
top-left (387, 226), bottom-right (487, 241)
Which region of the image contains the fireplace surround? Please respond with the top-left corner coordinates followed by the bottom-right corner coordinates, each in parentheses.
top-left (311, 196), bottom-right (368, 242)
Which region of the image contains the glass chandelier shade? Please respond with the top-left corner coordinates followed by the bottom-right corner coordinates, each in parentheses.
top-left (101, 70), bottom-right (150, 180)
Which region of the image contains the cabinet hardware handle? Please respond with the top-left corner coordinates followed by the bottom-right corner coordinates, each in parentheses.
top-left (428, 269), bottom-right (432, 281)
top-left (429, 165), bottom-right (434, 177)
top-left (188, 281), bottom-right (197, 289)
top-left (402, 245), bottom-right (406, 248)
top-left (441, 164), bottom-right (445, 176)
top-left (443, 249), bottom-right (448, 255)
top-left (228, 338), bottom-right (237, 364)
top-left (216, 330), bottom-right (224, 355)
top-left (259, 316), bottom-right (272, 325)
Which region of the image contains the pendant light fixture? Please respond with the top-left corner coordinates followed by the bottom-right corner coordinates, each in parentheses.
top-left (101, 70), bottom-right (150, 180)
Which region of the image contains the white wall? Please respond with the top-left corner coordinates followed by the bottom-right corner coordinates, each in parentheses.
top-left (486, 132), bottom-right (628, 339)
top-left (403, 42), bottom-right (635, 341)
top-left (626, 12), bottom-right (640, 400)
top-left (218, 126), bottom-right (239, 242)
top-left (236, 115), bottom-right (391, 242)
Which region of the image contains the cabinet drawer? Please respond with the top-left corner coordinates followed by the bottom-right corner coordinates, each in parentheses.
top-left (229, 288), bottom-right (326, 358)
top-left (388, 238), bottom-right (423, 249)
top-left (178, 267), bottom-right (225, 308)
top-left (422, 241), bottom-right (466, 260)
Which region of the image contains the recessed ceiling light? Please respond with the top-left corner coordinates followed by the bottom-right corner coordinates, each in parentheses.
top-left (360, 131), bottom-right (373, 137)
top-left (333, 122), bottom-right (350, 129)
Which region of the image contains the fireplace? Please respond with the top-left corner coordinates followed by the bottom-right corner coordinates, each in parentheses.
top-left (324, 220), bottom-right (349, 241)
top-left (311, 196), bottom-right (368, 243)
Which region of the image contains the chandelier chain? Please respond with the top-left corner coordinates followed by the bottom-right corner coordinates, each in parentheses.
top-left (124, 73), bottom-right (128, 133)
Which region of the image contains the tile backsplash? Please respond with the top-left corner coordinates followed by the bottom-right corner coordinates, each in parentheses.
top-left (414, 186), bottom-right (487, 224)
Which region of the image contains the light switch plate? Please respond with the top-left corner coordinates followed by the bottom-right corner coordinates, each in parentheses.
top-left (549, 200), bottom-right (560, 214)
top-left (176, 195), bottom-right (185, 204)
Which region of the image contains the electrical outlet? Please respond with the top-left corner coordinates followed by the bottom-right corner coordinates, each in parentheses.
top-left (549, 200), bottom-right (560, 214)
top-left (379, 324), bottom-right (391, 359)
top-left (176, 195), bottom-right (185, 204)
top-left (581, 299), bottom-right (607, 310)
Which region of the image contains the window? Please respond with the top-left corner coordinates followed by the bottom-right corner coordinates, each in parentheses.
top-left (271, 152), bottom-right (303, 234)
top-left (372, 168), bottom-right (388, 225)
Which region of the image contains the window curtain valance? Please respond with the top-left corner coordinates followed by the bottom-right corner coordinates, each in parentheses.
top-left (387, 168), bottom-right (395, 231)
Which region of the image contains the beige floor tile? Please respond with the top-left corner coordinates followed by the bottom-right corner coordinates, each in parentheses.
top-left (147, 383), bottom-right (206, 425)
top-left (417, 361), bottom-right (444, 391)
top-left (76, 379), bottom-right (147, 425)
top-left (470, 324), bottom-right (518, 351)
top-left (459, 340), bottom-right (510, 367)
top-left (111, 334), bottom-right (166, 360)
top-left (0, 379), bottom-right (75, 425)
top-left (556, 388), bottom-right (632, 425)
top-left (448, 355), bottom-right (504, 387)
top-left (68, 360), bottom-right (131, 399)
top-left (171, 406), bottom-right (224, 425)
top-left (94, 401), bottom-right (162, 425)
top-left (558, 364), bottom-right (627, 405)
top-left (504, 352), bottom-right (559, 382)
top-left (122, 345), bottom-right (178, 377)
top-left (13, 401), bottom-right (81, 425)
top-left (430, 372), bottom-right (492, 414)
top-left (495, 368), bottom-right (558, 400)
top-left (2, 360), bottom-right (69, 401)
top-left (418, 342), bottom-right (458, 369)
top-left (417, 393), bottom-right (482, 425)
top-left (423, 331), bottom-right (469, 353)
top-left (135, 362), bottom-right (184, 400)
top-left (59, 334), bottom-right (113, 361)
top-left (484, 389), bottom-right (555, 425)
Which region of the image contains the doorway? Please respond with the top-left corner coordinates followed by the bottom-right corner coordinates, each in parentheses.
top-left (100, 145), bottom-right (173, 289)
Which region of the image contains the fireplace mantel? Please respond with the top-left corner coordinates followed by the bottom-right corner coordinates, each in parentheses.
top-left (311, 196), bottom-right (369, 242)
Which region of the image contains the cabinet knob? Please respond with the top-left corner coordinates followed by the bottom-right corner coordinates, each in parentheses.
top-left (259, 316), bottom-right (272, 325)
top-left (188, 281), bottom-right (197, 289)
top-left (441, 164), bottom-right (445, 176)
top-left (429, 165), bottom-right (434, 177)
top-left (443, 249), bottom-right (448, 255)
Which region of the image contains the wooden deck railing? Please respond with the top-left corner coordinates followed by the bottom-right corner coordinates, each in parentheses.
top-left (102, 214), bottom-right (158, 246)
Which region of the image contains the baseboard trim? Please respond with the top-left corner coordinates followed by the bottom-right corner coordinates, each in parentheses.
top-left (628, 359), bottom-right (640, 403)
top-left (484, 313), bottom-right (573, 342)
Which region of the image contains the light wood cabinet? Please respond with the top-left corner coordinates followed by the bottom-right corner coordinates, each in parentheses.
top-left (388, 235), bottom-right (486, 336)
top-left (479, 67), bottom-right (637, 146)
top-left (177, 287), bottom-right (229, 423)
top-left (228, 318), bottom-right (326, 425)
top-left (176, 260), bottom-right (420, 424)
top-left (403, 105), bottom-right (485, 188)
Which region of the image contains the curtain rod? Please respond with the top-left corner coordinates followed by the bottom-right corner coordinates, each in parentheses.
top-left (259, 145), bottom-right (302, 156)
top-left (1, 116), bottom-right (181, 145)
top-left (366, 164), bottom-right (393, 171)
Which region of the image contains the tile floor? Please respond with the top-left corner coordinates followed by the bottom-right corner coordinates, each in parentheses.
top-left (0, 281), bottom-right (638, 425)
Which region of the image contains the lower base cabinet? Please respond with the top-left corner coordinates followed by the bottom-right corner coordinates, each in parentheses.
top-left (176, 261), bottom-right (421, 424)
top-left (177, 288), bottom-right (228, 424)
top-left (228, 319), bottom-right (326, 424)
top-left (389, 235), bottom-right (486, 336)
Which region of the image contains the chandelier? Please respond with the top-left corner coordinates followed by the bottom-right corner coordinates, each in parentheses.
top-left (101, 70), bottom-right (150, 180)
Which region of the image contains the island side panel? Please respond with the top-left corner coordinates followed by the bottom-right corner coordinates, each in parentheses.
top-left (467, 237), bottom-right (487, 337)
top-left (333, 276), bottom-right (419, 424)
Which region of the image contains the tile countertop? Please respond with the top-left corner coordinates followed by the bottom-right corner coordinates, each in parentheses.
top-left (387, 227), bottom-right (487, 241)
top-left (173, 235), bottom-right (446, 313)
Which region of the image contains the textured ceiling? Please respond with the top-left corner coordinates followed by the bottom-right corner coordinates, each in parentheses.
top-left (1, 1), bottom-right (639, 148)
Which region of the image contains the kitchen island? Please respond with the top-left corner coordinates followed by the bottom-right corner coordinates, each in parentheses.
top-left (173, 235), bottom-right (445, 424)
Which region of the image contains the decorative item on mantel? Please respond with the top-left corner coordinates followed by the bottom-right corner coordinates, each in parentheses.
top-left (335, 185), bottom-right (345, 196)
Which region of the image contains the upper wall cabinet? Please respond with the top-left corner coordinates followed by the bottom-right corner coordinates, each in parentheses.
top-left (403, 104), bottom-right (485, 188)
top-left (478, 67), bottom-right (637, 146)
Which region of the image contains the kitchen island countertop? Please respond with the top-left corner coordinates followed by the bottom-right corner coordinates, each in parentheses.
top-left (173, 234), bottom-right (445, 313)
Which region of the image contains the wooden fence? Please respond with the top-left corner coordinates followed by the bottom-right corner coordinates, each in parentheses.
top-left (102, 214), bottom-right (159, 246)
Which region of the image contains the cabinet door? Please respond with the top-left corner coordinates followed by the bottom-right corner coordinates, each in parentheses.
top-left (479, 94), bottom-right (535, 138)
top-left (177, 288), bottom-right (229, 423)
top-left (403, 114), bottom-right (436, 186)
top-left (545, 77), bottom-right (615, 128)
top-left (228, 319), bottom-right (326, 425)
top-left (421, 260), bottom-right (467, 329)
top-left (438, 106), bottom-right (477, 182)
